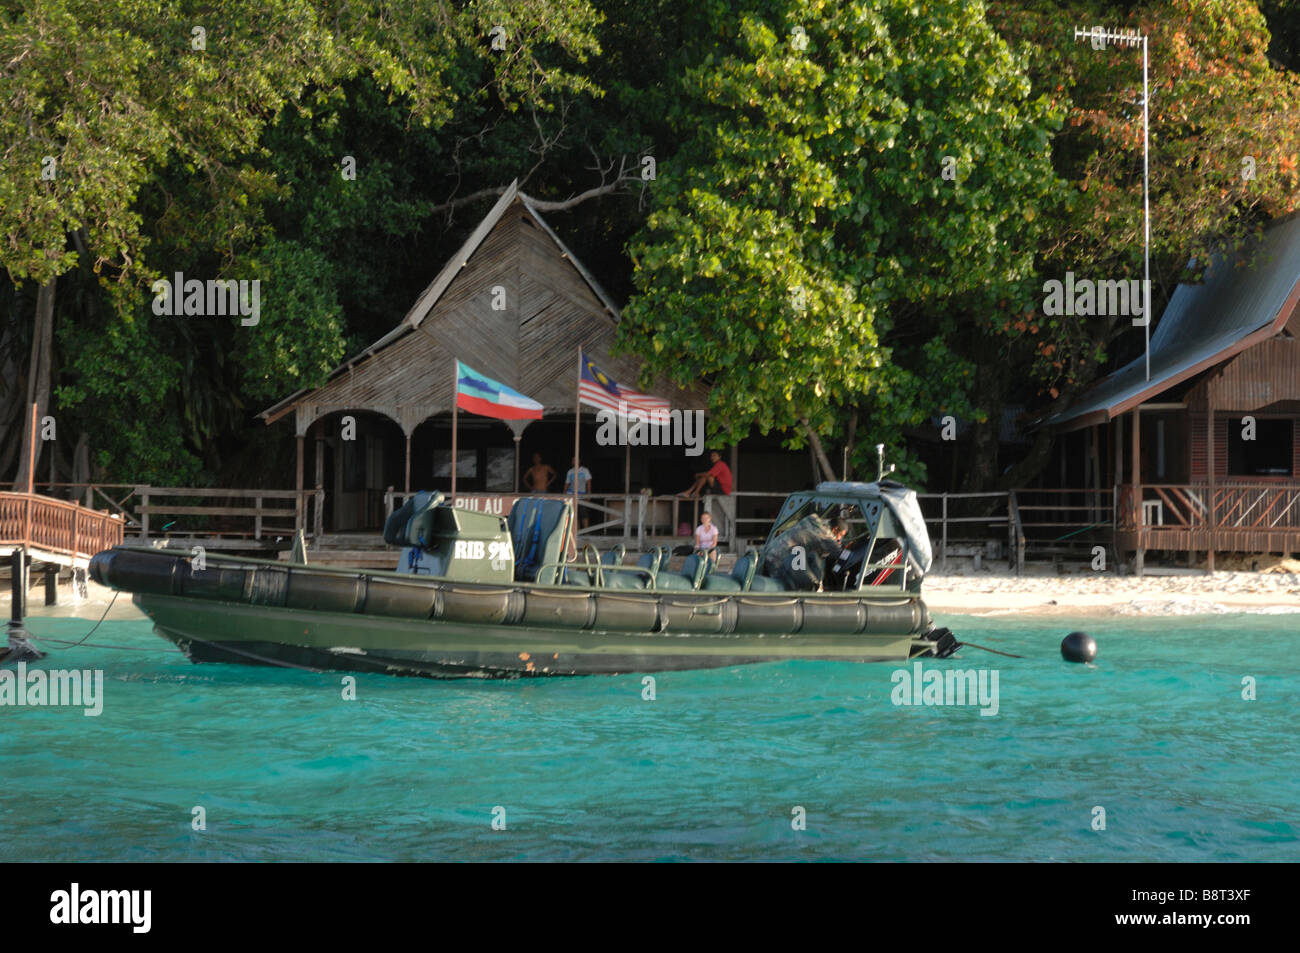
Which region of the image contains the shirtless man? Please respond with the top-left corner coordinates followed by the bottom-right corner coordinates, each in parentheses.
top-left (522, 453), bottom-right (555, 493)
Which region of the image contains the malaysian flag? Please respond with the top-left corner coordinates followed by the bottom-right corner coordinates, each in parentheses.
top-left (578, 350), bottom-right (670, 417)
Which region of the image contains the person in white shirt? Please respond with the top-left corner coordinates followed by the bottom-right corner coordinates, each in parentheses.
top-left (565, 457), bottom-right (593, 528)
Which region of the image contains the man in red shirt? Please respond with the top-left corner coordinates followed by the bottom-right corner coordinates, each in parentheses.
top-left (679, 450), bottom-right (733, 498)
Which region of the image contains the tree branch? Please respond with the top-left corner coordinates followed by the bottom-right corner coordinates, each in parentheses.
top-left (428, 155), bottom-right (640, 215)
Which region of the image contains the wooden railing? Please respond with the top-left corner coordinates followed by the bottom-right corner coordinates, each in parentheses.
top-left (1118, 483), bottom-right (1300, 550)
top-left (0, 491), bottom-right (124, 561)
top-left (33, 479), bottom-right (1296, 561)
top-left (31, 483), bottom-right (325, 542)
top-left (134, 487), bottom-right (302, 540)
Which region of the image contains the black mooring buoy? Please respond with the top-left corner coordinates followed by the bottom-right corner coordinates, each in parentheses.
top-left (1061, 631), bottom-right (1097, 663)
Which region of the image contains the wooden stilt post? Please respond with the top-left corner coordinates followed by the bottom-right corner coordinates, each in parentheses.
top-left (1089, 424), bottom-right (1101, 524)
top-left (1131, 407), bottom-right (1143, 576)
top-left (295, 434), bottom-right (305, 533)
top-left (5, 547), bottom-right (44, 661)
top-left (1113, 415), bottom-right (1123, 486)
top-left (729, 442), bottom-right (740, 553)
top-left (314, 434), bottom-right (325, 537)
top-left (1112, 416), bottom-right (1123, 570)
top-left (1206, 392), bottom-right (1216, 572)
top-left (404, 433), bottom-right (412, 495)
top-left (514, 432), bottom-right (523, 493)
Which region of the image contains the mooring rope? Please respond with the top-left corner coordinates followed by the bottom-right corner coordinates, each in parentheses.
top-left (28, 590), bottom-right (182, 653)
top-left (22, 590), bottom-right (128, 653)
top-left (954, 640), bottom-right (1026, 659)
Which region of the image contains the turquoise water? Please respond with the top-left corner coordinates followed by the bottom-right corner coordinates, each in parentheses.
top-left (1, 613), bottom-right (1296, 862)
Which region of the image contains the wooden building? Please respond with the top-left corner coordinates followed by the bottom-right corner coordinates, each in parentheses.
top-left (1043, 213), bottom-right (1300, 571)
top-left (261, 182), bottom-right (705, 532)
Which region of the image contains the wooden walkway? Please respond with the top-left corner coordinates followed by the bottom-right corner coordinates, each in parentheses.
top-left (0, 491), bottom-right (125, 568)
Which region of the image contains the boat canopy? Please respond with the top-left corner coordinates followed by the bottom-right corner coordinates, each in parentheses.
top-left (766, 480), bottom-right (933, 578)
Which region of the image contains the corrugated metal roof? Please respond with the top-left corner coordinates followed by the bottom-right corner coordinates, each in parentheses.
top-left (1041, 213), bottom-right (1300, 431)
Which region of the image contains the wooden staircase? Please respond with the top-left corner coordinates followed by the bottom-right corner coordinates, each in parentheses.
top-left (283, 532), bottom-right (398, 569)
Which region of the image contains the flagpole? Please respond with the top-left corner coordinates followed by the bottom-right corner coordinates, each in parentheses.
top-left (451, 359), bottom-right (459, 500)
top-left (572, 347), bottom-right (581, 538)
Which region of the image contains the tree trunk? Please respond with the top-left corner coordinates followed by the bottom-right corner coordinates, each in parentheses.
top-left (0, 325), bottom-right (24, 480)
top-left (959, 358), bottom-right (1005, 494)
top-left (800, 418), bottom-right (837, 483)
top-left (843, 411), bottom-right (858, 481)
top-left (73, 431), bottom-right (90, 503)
top-left (13, 276), bottom-right (56, 490)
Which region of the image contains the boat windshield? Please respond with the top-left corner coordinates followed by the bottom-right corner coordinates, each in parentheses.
top-left (763, 483), bottom-right (933, 590)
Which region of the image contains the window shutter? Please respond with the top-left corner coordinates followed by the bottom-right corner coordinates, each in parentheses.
top-left (1189, 413), bottom-right (1206, 479)
top-left (1217, 417), bottom-right (1229, 479)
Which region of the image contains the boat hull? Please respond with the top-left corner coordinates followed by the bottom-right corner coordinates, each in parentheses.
top-left (139, 593), bottom-right (932, 676)
top-left (92, 546), bottom-right (947, 678)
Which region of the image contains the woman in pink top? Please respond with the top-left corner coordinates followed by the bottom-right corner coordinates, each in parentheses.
top-left (694, 512), bottom-right (719, 564)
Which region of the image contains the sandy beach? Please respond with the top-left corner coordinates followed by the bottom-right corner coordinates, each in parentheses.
top-left (922, 561), bottom-right (1300, 617)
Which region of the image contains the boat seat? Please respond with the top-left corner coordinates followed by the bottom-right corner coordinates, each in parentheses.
top-left (735, 549), bottom-right (761, 589)
top-left (383, 491), bottom-right (445, 547)
top-left (748, 573), bottom-right (786, 592)
top-left (507, 498), bottom-right (573, 584)
top-left (704, 550), bottom-right (757, 592)
top-left (563, 566), bottom-right (596, 586)
top-left (598, 545), bottom-right (648, 588)
top-left (652, 548), bottom-right (693, 590)
top-left (702, 570), bottom-right (741, 592)
top-left (563, 544), bottom-right (602, 586)
top-left (679, 554), bottom-right (710, 590)
top-left (590, 549), bottom-right (657, 590)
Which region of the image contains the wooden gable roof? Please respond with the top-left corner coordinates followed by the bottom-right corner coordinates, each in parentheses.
top-left (261, 181), bottom-right (705, 436)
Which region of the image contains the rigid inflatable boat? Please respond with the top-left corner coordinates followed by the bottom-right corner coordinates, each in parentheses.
top-left (89, 481), bottom-right (957, 677)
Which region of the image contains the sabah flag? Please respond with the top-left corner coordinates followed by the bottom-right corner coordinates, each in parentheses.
top-left (455, 361), bottom-right (544, 420)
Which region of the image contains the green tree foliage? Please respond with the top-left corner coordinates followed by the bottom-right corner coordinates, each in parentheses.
top-left (618, 0), bottom-right (1064, 482)
top-left (2, 0), bottom-right (1297, 494)
top-left (1, 0), bottom-right (605, 482)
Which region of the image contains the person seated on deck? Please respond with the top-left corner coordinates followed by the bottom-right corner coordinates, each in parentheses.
top-left (678, 450), bottom-right (732, 499)
top-left (693, 512), bottom-right (719, 566)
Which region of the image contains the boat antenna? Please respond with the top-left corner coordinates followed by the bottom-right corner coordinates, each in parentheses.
top-left (875, 443), bottom-right (895, 482)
